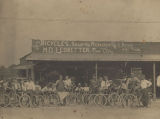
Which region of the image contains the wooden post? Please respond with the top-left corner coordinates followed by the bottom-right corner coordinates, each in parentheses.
top-left (95, 62), bottom-right (98, 80)
top-left (86, 69), bottom-right (88, 83)
top-left (40, 72), bottom-right (42, 81)
top-left (31, 66), bottom-right (35, 82)
top-left (153, 62), bottom-right (156, 100)
top-left (26, 69), bottom-right (29, 79)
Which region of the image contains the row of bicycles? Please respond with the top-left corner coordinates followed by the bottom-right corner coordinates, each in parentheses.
top-left (0, 88), bottom-right (152, 108)
top-left (0, 88), bottom-right (60, 107)
top-left (64, 91), bottom-right (152, 108)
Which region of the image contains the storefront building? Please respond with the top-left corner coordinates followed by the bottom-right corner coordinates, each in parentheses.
top-left (15, 39), bottom-right (160, 99)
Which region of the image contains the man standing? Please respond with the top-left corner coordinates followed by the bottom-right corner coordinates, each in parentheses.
top-left (156, 74), bottom-right (160, 97)
top-left (99, 77), bottom-right (105, 92)
top-left (140, 76), bottom-right (152, 107)
top-left (0, 79), bottom-right (3, 88)
top-left (90, 75), bottom-right (100, 93)
top-left (64, 76), bottom-right (72, 91)
top-left (12, 79), bottom-right (21, 91)
top-left (27, 78), bottom-right (36, 91)
top-left (56, 75), bottom-right (65, 92)
top-left (56, 75), bottom-right (68, 105)
top-left (128, 74), bottom-right (141, 92)
top-left (141, 78), bottom-right (152, 90)
top-left (35, 81), bottom-right (41, 91)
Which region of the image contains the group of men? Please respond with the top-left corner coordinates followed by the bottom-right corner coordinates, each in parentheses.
top-left (0, 73), bottom-right (154, 106)
top-left (89, 75), bottom-right (112, 93)
top-left (0, 73), bottom-right (152, 93)
top-left (0, 78), bottom-right (41, 91)
top-left (90, 73), bottom-right (152, 95)
top-left (0, 75), bottom-right (74, 92)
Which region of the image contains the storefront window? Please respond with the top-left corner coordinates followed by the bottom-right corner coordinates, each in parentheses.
top-left (18, 69), bottom-right (26, 77)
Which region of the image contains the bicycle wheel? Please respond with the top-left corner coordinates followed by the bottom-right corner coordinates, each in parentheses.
top-left (125, 94), bottom-right (138, 108)
top-left (43, 95), bottom-right (50, 106)
top-left (140, 94), bottom-right (151, 107)
top-left (19, 94), bottom-right (31, 107)
top-left (32, 95), bottom-right (39, 107)
top-left (0, 94), bottom-right (10, 107)
top-left (119, 93), bottom-right (128, 107)
top-left (108, 93), bottom-right (120, 106)
top-left (65, 95), bottom-right (71, 105)
top-left (148, 92), bottom-right (153, 106)
top-left (88, 94), bottom-right (96, 105)
top-left (4, 94), bottom-right (10, 107)
top-left (76, 94), bottom-right (83, 104)
top-left (82, 94), bottom-right (90, 105)
top-left (69, 94), bottom-right (77, 105)
top-left (94, 94), bottom-right (107, 106)
top-left (49, 94), bottom-right (60, 106)
top-left (38, 95), bottom-right (45, 106)
top-left (147, 95), bottom-right (152, 107)
top-left (11, 94), bottom-right (20, 107)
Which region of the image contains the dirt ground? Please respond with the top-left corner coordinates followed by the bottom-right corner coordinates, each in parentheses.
top-left (1, 100), bottom-right (160, 119)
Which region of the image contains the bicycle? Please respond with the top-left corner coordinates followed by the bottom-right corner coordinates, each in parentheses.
top-left (88, 94), bottom-right (97, 105)
top-left (5, 87), bottom-right (20, 107)
top-left (94, 94), bottom-right (108, 106)
top-left (74, 90), bottom-right (84, 104)
top-left (31, 91), bottom-right (45, 107)
top-left (49, 92), bottom-right (60, 106)
top-left (65, 92), bottom-right (77, 105)
top-left (0, 88), bottom-right (10, 107)
top-left (19, 91), bottom-right (31, 107)
top-left (138, 88), bottom-right (152, 107)
top-left (119, 88), bottom-right (139, 108)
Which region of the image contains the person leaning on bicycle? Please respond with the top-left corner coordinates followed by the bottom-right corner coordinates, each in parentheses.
top-left (0, 79), bottom-right (5, 92)
top-left (99, 76), bottom-right (111, 93)
top-left (127, 73), bottom-right (141, 93)
top-left (12, 78), bottom-right (21, 91)
top-left (24, 78), bottom-right (36, 97)
top-left (63, 75), bottom-right (73, 92)
top-left (140, 75), bottom-right (152, 107)
top-left (128, 73), bottom-right (152, 107)
top-left (0, 79), bottom-right (3, 88)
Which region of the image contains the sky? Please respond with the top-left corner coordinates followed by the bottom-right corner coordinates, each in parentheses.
top-left (1, 0), bottom-right (160, 66)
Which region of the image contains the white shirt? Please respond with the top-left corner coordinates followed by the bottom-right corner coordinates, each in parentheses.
top-left (30, 81), bottom-right (36, 90)
top-left (106, 80), bottom-right (111, 87)
top-left (141, 79), bottom-right (152, 89)
top-left (41, 86), bottom-right (48, 92)
top-left (75, 87), bottom-right (82, 91)
top-left (21, 83), bottom-right (27, 91)
top-left (101, 80), bottom-right (111, 89)
top-left (81, 87), bottom-right (89, 92)
top-left (25, 81), bottom-right (35, 90)
top-left (3, 82), bottom-right (8, 90)
top-left (121, 83), bottom-right (128, 89)
top-left (35, 85), bottom-right (41, 91)
top-left (101, 80), bottom-right (106, 88)
top-left (64, 79), bottom-right (72, 87)
top-left (157, 76), bottom-right (160, 87)
top-left (13, 82), bottom-right (21, 90)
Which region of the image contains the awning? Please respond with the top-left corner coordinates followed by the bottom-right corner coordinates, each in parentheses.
top-left (14, 64), bottom-right (34, 70)
top-left (25, 52), bottom-right (160, 61)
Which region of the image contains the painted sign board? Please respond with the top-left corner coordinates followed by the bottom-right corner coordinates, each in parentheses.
top-left (32, 39), bottom-right (143, 54)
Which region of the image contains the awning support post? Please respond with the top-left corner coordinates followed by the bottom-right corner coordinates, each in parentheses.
top-left (95, 62), bottom-right (98, 80)
top-left (31, 66), bottom-right (35, 82)
top-left (26, 69), bottom-right (29, 79)
top-left (153, 62), bottom-right (156, 100)
top-left (40, 72), bottom-right (42, 81)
